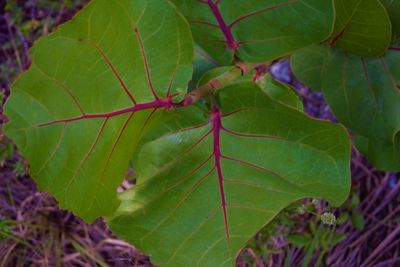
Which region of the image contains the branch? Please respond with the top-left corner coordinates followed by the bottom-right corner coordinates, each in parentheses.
top-left (179, 62), bottom-right (258, 106)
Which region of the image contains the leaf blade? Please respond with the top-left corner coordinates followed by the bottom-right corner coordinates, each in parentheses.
top-left (3, 0), bottom-right (194, 221)
top-left (291, 44), bottom-right (400, 170)
top-left (330, 0), bottom-right (392, 56)
top-left (171, 0), bottom-right (334, 64)
top-left (108, 82), bottom-right (351, 267)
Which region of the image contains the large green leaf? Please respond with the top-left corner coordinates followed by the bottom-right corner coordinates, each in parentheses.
top-left (290, 45), bottom-right (328, 91)
top-left (381, 0), bottom-right (400, 37)
top-left (108, 82), bottom-right (351, 267)
top-left (170, 0), bottom-right (334, 64)
top-left (256, 74), bottom-right (303, 110)
top-left (329, 0), bottom-right (392, 56)
top-left (3, 0), bottom-right (194, 221)
top-left (322, 47), bottom-right (400, 170)
top-left (291, 45), bottom-right (400, 170)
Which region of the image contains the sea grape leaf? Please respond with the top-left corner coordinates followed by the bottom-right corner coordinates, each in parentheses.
top-left (322, 47), bottom-right (400, 170)
top-left (3, 0), bottom-right (194, 221)
top-left (170, 0), bottom-right (334, 65)
top-left (108, 82), bottom-right (351, 267)
top-left (197, 66), bottom-right (235, 86)
top-left (130, 106), bottom-right (210, 169)
top-left (256, 74), bottom-right (303, 110)
top-left (322, 48), bottom-right (399, 140)
top-left (381, 0), bottom-right (400, 37)
top-left (290, 45), bottom-right (327, 92)
top-left (291, 45), bottom-right (400, 170)
top-left (354, 134), bottom-right (400, 170)
top-left (329, 0), bottom-right (392, 56)
top-left (191, 46), bottom-right (220, 89)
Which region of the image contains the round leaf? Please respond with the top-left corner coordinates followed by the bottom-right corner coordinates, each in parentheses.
top-left (292, 44), bottom-right (400, 170)
top-left (171, 0), bottom-right (334, 64)
top-left (3, 0), bottom-right (194, 221)
top-left (381, 0), bottom-right (400, 37)
top-left (108, 82), bottom-right (351, 267)
top-left (329, 0), bottom-right (392, 56)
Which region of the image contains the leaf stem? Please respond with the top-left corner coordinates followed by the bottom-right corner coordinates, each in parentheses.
top-left (207, 0), bottom-right (238, 50)
top-left (34, 63), bottom-right (259, 128)
top-left (211, 107), bottom-right (230, 241)
top-left (315, 223), bottom-right (337, 266)
top-left (179, 62), bottom-right (257, 106)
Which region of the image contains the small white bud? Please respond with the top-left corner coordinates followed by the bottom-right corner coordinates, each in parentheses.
top-left (296, 205), bottom-right (306, 215)
top-left (321, 212), bottom-right (336, 225)
top-left (311, 199), bottom-right (320, 206)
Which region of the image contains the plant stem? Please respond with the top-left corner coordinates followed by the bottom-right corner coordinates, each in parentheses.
top-left (315, 223), bottom-right (337, 267)
top-left (207, 0), bottom-right (238, 50)
top-left (181, 62), bottom-right (257, 106)
top-left (302, 223), bottom-right (323, 267)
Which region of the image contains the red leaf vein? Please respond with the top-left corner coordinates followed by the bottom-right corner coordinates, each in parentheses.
top-left (92, 43), bottom-right (137, 105)
top-left (134, 26), bottom-right (159, 100)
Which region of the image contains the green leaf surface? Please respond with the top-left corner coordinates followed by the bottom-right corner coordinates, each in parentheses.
top-left (381, 0), bottom-right (400, 37)
top-left (108, 82), bottom-right (350, 267)
top-left (256, 75), bottom-right (303, 110)
top-left (290, 45), bottom-right (327, 91)
top-left (331, 232), bottom-right (347, 245)
top-left (171, 0), bottom-right (334, 64)
top-left (3, 0), bottom-right (194, 221)
top-left (329, 0), bottom-right (392, 56)
top-left (197, 66), bottom-right (235, 87)
top-left (287, 234), bottom-right (311, 248)
top-left (291, 45), bottom-right (400, 170)
top-left (351, 212), bottom-right (365, 230)
top-left (323, 48), bottom-right (400, 170)
top-left (191, 46), bottom-right (220, 89)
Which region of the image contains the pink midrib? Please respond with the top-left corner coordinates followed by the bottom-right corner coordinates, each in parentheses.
top-left (205, 0), bottom-right (301, 52)
top-left (207, 0), bottom-right (237, 50)
top-left (211, 108), bottom-right (230, 241)
top-left (35, 97), bottom-right (174, 127)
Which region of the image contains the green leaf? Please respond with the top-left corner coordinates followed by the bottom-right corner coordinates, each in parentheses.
top-left (287, 234), bottom-right (311, 248)
top-left (336, 212), bottom-right (349, 225)
top-left (191, 46), bottom-right (220, 89)
top-left (329, 0), bottom-right (392, 56)
top-left (351, 212), bottom-right (365, 230)
top-left (3, 0), bottom-right (194, 221)
top-left (291, 45), bottom-right (400, 171)
top-left (256, 75), bottom-right (303, 110)
top-left (322, 48), bottom-right (400, 170)
top-left (350, 191), bottom-right (360, 208)
top-left (381, 0), bottom-right (400, 37)
top-left (108, 82), bottom-right (350, 267)
top-left (171, 0), bottom-right (334, 64)
top-left (331, 232), bottom-right (346, 245)
top-left (197, 66), bottom-right (235, 87)
top-left (354, 134), bottom-right (400, 169)
top-left (290, 45), bottom-right (327, 92)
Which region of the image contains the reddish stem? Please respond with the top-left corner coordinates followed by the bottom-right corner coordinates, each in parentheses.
top-left (252, 64), bottom-right (270, 81)
top-left (134, 26), bottom-right (159, 100)
top-left (211, 107), bottom-right (230, 241)
top-left (36, 97), bottom-right (175, 128)
top-left (207, 0), bottom-right (238, 50)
